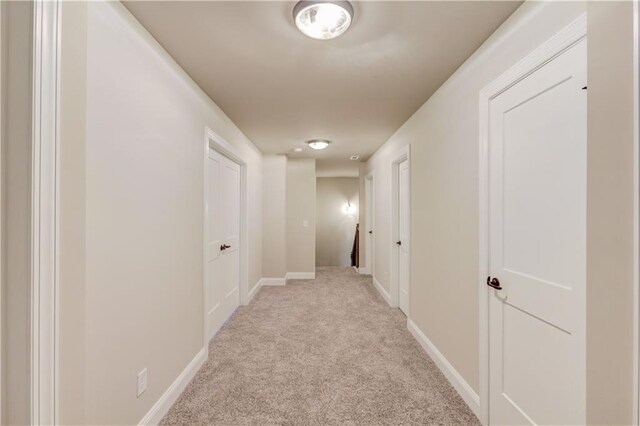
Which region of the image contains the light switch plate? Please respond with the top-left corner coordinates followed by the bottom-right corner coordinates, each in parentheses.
top-left (302, 220), bottom-right (309, 228)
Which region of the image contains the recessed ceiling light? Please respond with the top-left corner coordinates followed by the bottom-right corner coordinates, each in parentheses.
top-left (307, 139), bottom-right (331, 150)
top-left (293, 1), bottom-right (354, 40)
top-left (293, 147), bottom-right (303, 153)
top-left (350, 155), bottom-right (360, 160)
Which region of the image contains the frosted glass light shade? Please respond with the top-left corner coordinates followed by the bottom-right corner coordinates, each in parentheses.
top-left (307, 139), bottom-right (331, 150)
top-left (293, 1), bottom-right (353, 40)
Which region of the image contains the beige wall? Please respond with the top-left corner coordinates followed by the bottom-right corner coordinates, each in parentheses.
top-left (59, 2), bottom-right (88, 424)
top-left (316, 159), bottom-right (359, 178)
top-left (286, 159), bottom-right (316, 274)
top-left (1, 2), bottom-right (32, 424)
top-left (57, 2), bottom-right (264, 424)
top-left (316, 178), bottom-right (359, 267)
top-left (365, 1), bottom-right (586, 394)
top-left (262, 155), bottom-right (287, 278)
top-left (586, 2), bottom-right (635, 424)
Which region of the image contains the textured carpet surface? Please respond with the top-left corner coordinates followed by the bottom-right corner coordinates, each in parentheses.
top-left (161, 267), bottom-right (480, 425)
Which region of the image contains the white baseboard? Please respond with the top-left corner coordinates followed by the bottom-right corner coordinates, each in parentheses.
top-left (352, 266), bottom-right (359, 273)
top-left (247, 281), bottom-right (262, 302)
top-left (373, 277), bottom-right (392, 306)
top-left (407, 319), bottom-right (480, 419)
top-left (139, 347), bottom-right (207, 425)
top-left (248, 278), bottom-right (287, 303)
top-left (359, 266), bottom-right (371, 275)
top-left (286, 272), bottom-right (315, 280)
top-left (260, 277), bottom-right (286, 286)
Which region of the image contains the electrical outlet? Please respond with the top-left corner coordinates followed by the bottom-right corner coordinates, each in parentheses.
top-left (302, 219), bottom-right (309, 228)
top-left (137, 368), bottom-right (147, 397)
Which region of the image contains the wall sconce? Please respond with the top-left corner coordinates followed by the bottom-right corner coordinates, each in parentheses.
top-left (345, 202), bottom-right (355, 215)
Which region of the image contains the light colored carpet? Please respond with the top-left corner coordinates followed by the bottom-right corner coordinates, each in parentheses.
top-left (161, 267), bottom-right (480, 425)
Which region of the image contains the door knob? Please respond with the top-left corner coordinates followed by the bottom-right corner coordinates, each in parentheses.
top-left (396, 240), bottom-right (402, 246)
top-left (369, 230), bottom-right (373, 234)
top-left (486, 276), bottom-right (502, 290)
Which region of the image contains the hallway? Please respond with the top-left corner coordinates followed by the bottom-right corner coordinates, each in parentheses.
top-left (4, 1), bottom-right (637, 424)
top-left (161, 268), bottom-right (478, 425)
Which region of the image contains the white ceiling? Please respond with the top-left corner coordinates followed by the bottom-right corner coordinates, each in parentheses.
top-left (124, 1), bottom-right (521, 161)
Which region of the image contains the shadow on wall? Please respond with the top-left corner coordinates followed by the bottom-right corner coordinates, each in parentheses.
top-left (316, 177), bottom-right (359, 267)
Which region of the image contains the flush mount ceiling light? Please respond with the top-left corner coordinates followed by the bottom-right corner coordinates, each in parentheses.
top-left (307, 139), bottom-right (331, 150)
top-left (350, 155), bottom-right (360, 160)
top-left (293, 1), bottom-right (354, 40)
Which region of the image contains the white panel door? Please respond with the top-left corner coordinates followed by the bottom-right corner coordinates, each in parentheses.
top-left (365, 177), bottom-right (374, 275)
top-left (398, 159), bottom-right (410, 315)
top-left (206, 148), bottom-right (240, 342)
top-left (487, 39), bottom-right (586, 425)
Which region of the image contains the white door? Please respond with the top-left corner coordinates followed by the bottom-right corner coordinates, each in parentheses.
top-left (365, 176), bottom-right (374, 275)
top-left (206, 148), bottom-right (240, 342)
top-left (487, 39), bottom-right (586, 425)
top-left (397, 159), bottom-right (410, 315)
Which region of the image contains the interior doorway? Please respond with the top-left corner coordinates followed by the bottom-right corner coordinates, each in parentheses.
top-left (315, 176), bottom-right (360, 267)
top-left (203, 129), bottom-right (249, 344)
top-left (480, 17), bottom-right (587, 425)
top-left (205, 148), bottom-right (241, 342)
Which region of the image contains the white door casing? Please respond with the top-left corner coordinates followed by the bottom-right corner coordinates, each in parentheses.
top-left (633, 2), bottom-right (640, 424)
top-left (484, 28), bottom-right (586, 426)
top-left (205, 148), bottom-right (240, 342)
top-left (398, 160), bottom-right (410, 315)
top-left (31, 1), bottom-right (61, 424)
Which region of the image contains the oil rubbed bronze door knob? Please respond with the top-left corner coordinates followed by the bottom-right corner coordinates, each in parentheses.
top-left (396, 240), bottom-right (402, 246)
top-left (486, 276), bottom-right (502, 290)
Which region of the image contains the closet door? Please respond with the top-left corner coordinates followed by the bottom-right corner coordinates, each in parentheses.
top-left (206, 149), bottom-right (240, 342)
top-left (487, 39), bottom-right (587, 425)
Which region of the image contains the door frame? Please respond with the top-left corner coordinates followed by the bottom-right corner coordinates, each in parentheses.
top-left (0, 5), bottom-right (3, 421)
top-left (390, 144), bottom-right (410, 311)
top-left (202, 127), bottom-right (249, 348)
top-left (30, 1), bottom-right (62, 424)
top-left (363, 172), bottom-right (374, 276)
top-left (634, 1), bottom-right (640, 424)
top-left (478, 14), bottom-right (586, 426)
